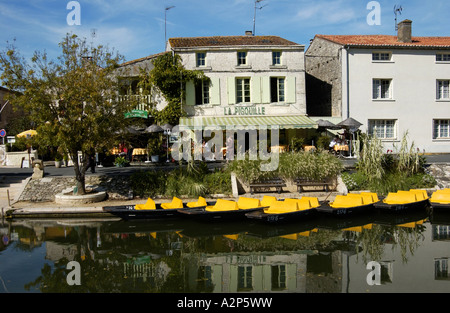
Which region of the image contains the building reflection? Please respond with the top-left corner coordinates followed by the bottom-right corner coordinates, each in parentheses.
top-left (2, 214), bottom-right (445, 293)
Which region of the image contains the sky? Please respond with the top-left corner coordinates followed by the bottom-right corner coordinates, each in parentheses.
top-left (1, 0), bottom-right (450, 63)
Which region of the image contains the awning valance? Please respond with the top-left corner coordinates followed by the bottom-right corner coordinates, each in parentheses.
top-left (178, 115), bottom-right (318, 130)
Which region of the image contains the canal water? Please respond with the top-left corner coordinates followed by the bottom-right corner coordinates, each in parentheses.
top-left (1, 209), bottom-right (450, 294)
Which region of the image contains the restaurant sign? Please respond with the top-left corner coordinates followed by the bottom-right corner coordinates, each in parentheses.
top-left (125, 109), bottom-right (148, 119)
top-left (224, 105), bottom-right (266, 116)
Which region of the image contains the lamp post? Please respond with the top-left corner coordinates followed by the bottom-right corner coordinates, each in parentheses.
top-left (165, 6), bottom-right (175, 47)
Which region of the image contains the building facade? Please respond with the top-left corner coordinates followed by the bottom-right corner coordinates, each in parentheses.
top-left (306, 20), bottom-right (450, 153)
top-left (167, 33), bottom-right (317, 148)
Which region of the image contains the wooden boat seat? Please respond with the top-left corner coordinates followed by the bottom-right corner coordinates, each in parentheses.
top-left (431, 190), bottom-right (450, 204)
top-left (264, 200), bottom-right (299, 214)
top-left (330, 195), bottom-right (364, 208)
top-left (261, 196), bottom-right (277, 207)
top-left (206, 199), bottom-right (239, 212)
top-left (384, 192), bottom-right (417, 204)
top-left (161, 197), bottom-right (184, 210)
top-left (409, 189), bottom-right (429, 201)
top-left (187, 196), bottom-right (208, 208)
top-left (300, 197), bottom-right (320, 208)
top-left (360, 192), bottom-right (380, 203)
top-left (237, 197), bottom-right (261, 210)
top-left (135, 198), bottom-right (156, 210)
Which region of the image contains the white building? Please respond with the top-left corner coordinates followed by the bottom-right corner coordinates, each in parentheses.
top-left (306, 20), bottom-right (450, 153)
top-left (167, 33), bottom-right (317, 147)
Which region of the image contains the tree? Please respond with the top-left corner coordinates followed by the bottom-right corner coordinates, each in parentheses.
top-left (0, 34), bottom-right (134, 195)
top-left (138, 52), bottom-right (207, 125)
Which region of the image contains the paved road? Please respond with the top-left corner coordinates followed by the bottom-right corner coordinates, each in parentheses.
top-left (0, 154), bottom-right (449, 178)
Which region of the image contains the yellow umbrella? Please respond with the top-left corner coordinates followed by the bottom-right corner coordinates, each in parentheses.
top-left (16, 129), bottom-right (37, 138)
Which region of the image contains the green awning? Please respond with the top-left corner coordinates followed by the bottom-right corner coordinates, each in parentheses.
top-left (178, 115), bottom-right (318, 130)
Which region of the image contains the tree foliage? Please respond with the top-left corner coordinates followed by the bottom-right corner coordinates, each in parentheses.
top-left (0, 34), bottom-right (134, 194)
top-left (138, 52), bottom-right (207, 125)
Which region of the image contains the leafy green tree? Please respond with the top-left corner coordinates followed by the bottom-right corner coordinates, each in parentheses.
top-left (0, 34), bottom-right (134, 194)
top-left (138, 52), bottom-right (207, 125)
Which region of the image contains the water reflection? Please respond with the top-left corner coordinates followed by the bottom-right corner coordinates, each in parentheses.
top-left (1, 210), bottom-right (450, 293)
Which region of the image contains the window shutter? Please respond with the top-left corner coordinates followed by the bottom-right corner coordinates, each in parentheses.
top-left (227, 77), bottom-right (236, 105)
top-left (185, 80), bottom-right (195, 106)
top-left (209, 77), bottom-right (221, 105)
top-left (286, 76), bottom-right (296, 103)
top-left (252, 77), bottom-right (261, 104)
top-left (261, 76), bottom-right (271, 104)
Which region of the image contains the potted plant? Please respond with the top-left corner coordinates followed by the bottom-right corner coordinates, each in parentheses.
top-left (147, 137), bottom-right (162, 163)
top-left (114, 156), bottom-right (129, 167)
top-left (55, 153), bottom-right (63, 168)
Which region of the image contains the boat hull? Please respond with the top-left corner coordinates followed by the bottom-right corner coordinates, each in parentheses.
top-left (316, 202), bottom-right (376, 216)
top-left (246, 208), bottom-right (317, 224)
top-left (374, 199), bottom-right (430, 213)
top-left (178, 207), bottom-right (265, 221)
top-left (430, 202), bottom-right (450, 212)
top-left (103, 204), bottom-right (198, 220)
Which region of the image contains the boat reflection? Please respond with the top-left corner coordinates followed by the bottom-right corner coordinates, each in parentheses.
top-left (0, 212), bottom-right (446, 293)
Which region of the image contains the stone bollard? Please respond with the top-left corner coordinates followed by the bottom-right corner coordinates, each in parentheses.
top-left (32, 159), bottom-right (45, 179)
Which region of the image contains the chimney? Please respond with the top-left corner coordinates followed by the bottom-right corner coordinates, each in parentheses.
top-left (245, 30), bottom-right (253, 36)
top-left (397, 19), bottom-right (412, 43)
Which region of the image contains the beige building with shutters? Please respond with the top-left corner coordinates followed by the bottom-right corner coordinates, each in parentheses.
top-left (166, 33), bottom-right (317, 146)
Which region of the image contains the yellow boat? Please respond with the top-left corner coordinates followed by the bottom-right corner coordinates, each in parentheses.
top-left (374, 189), bottom-right (430, 212)
top-left (430, 189), bottom-right (450, 211)
top-left (317, 192), bottom-right (380, 216)
top-left (246, 196), bottom-right (320, 223)
top-left (178, 197), bottom-right (267, 221)
top-left (104, 196), bottom-right (207, 220)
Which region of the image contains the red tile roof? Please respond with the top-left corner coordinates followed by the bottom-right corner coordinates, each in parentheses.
top-left (169, 36), bottom-right (301, 49)
top-left (316, 35), bottom-right (450, 49)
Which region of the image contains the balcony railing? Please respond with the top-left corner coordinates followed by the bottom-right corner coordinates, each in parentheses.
top-left (119, 95), bottom-right (152, 118)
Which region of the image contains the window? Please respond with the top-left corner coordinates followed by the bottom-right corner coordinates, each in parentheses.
top-left (195, 80), bottom-right (210, 105)
top-left (196, 52), bottom-right (206, 67)
top-left (369, 120), bottom-right (397, 139)
top-left (373, 79), bottom-right (392, 99)
top-left (434, 120), bottom-right (450, 139)
top-left (237, 51), bottom-right (247, 66)
top-left (272, 51), bottom-right (282, 65)
top-left (437, 80), bottom-right (450, 100)
top-left (271, 265), bottom-right (287, 290)
top-left (270, 77), bottom-right (285, 102)
top-left (436, 54), bottom-right (450, 62)
top-left (372, 52), bottom-right (392, 61)
top-left (238, 266), bottom-right (253, 291)
top-left (236, 78), bottom-right (251, 103)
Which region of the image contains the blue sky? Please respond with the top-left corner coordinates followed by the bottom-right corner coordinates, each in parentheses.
top-left (1, 0), bottom-right (449, 62)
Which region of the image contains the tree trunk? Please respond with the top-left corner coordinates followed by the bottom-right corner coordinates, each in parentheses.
top-left (71, 151), bottom-right (89, 195)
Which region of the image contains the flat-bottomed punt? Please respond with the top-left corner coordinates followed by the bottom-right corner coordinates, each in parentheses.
top-left (103, 197), bottom-right (208, 220)
top-left (374, 189), bottom-right (430, 213)
top-left (316, 192), bottom-right (379, 216)
top-left (178, 197), bottom-right (267, 221)
top-left (246, 196), bottom-right (320, 223)
top-left (430, 189), bottom-right (450, 211)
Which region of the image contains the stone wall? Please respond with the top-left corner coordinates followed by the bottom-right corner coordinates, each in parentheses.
top-left (428, 163), bottom-right (450, 189)
top-left (19, 175), bottom-right (133, 202)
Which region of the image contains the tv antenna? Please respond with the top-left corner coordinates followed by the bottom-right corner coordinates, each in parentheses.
top-left (253, 0), bottom-right (267, 36)
top-left (165, 5), bottom-right (175, 47)
top-left (394, 5), bottom-right (403, 31)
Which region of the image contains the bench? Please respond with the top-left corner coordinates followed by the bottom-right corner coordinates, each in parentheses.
top-left (249, 178), bottom-right (286, 195)
top-left (295, 178), bottom-right (334, 193)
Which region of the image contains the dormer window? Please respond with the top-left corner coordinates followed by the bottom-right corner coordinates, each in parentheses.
top-left (237, 51), bottom-right (247, 66)
top-left (372, 52), bottom-right (392, 61)
top-left (272, 51), bottom-right (282, 65)
top-left (436, 54), bottom-right (450, 62)
top-left (196, 52), bottom-right (206, 67)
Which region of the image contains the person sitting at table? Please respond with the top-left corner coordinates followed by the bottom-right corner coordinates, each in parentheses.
top-left (329, 136), bottom-right (340, 151)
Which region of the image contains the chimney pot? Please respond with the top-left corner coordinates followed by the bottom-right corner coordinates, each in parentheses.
top-left (397, 19), bottom-right (412, 43)
top-left (245, 30), bottom-right (253, 36)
